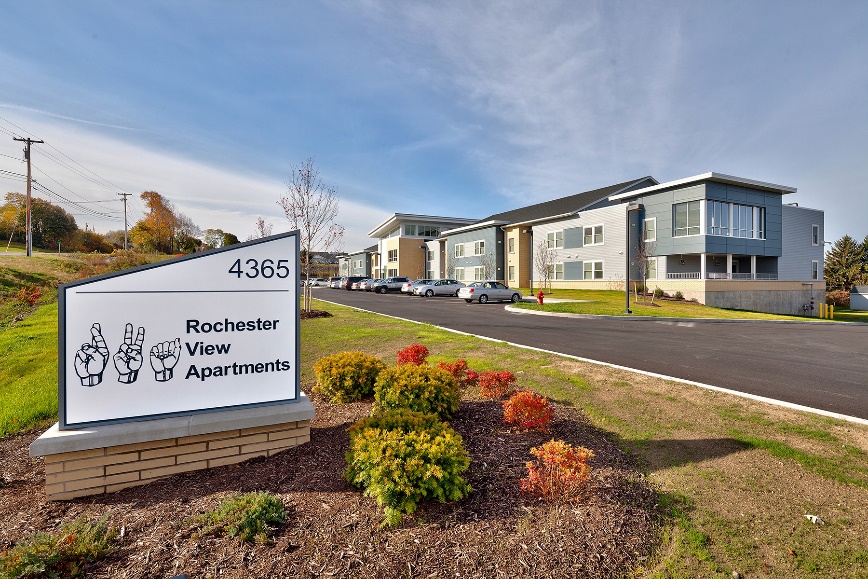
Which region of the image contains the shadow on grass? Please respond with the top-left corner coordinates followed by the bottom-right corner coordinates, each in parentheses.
top-left (621, 436), bottom-right (749, 472)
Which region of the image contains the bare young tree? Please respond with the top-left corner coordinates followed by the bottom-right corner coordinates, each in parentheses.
top-left (253, 217), bottom-right (273, 239)
top-left (635, 237), bottom-right (657, 304)
top-left (534, 240), bottom-right (555, 291)
top-left (480, 250), bottom-right (497, 280)
top-left (445, 250), bottom-right (456, 279)
top-left (278, 158), bottom-right (344, 312)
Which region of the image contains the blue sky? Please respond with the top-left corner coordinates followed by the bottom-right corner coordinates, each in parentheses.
top-left (1, 1), bottom-right (866, 250)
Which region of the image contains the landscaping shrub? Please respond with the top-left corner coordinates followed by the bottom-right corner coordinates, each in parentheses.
top-left (654, 287), bottom-right (664, 299)
top-left (826, 289), bottom-right (850, 308)
top-left (436, 358), bottom-right (478, 387)
top-left (192, 491), bottom-right (286, 543)
top-left (0, 517), bottom-right (116, 578)
top-left (374, 364), bottom-right (460, 419)
top-left (521, 439), bottom-right (595, 500)
top-left (396, 343), bottom-right (429, 366)
top-left (345, 409), bottom-right (471, 526)
top-left (313, 351), bottom-right (386, 403)
top-left (503, 390), bottom-right (554, 431)
top-left (15, 285), bottom-right (43, 307)
top-left (674, 291), bottom-right (684, 300)
top-left (478, 370), bottom-right (516, 399)
top-left (465, 369), bottom-right (479, 386)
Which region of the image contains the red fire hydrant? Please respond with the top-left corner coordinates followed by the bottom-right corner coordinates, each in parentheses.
top-left (537, 291), bottom-right (544, 305)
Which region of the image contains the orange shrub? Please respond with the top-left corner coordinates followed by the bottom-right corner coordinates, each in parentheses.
top-left (477, 370), bottom-right (515, 399)
top-left (437, 359), bottom-right (480, 387)
top-left (521, 439), bottom-right (594, 500)
top-left (396, 344), bottom-right (429, 366)
top-left (503, 391), bottom-right (554, 431)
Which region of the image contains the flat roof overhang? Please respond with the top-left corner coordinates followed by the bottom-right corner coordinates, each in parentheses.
top-left (367, 213), bottom-right (478, 238)
top-left (608, 172), bottom-right (797, 202)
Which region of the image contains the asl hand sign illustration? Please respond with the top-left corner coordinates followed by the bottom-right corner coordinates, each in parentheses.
top-left (113, 323), bottom-right (145, 383)
top-left (75, 323), bottom-right (110, 386)
top-left (150, 338), bottom-right (182, 382)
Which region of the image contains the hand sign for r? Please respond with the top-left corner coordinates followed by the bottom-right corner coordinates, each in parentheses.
top-left (114, 323), bottom-right (145, 383)
top-left (74, 323), bottom-right (110, 386)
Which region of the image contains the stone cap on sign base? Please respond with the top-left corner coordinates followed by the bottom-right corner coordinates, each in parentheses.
top-left (30, 393), bottom-right (315, 457)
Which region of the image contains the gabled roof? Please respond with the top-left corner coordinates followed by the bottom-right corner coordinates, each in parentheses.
top-left (441, 176), bottom-right (657, 236)
top-left (608, 172), bottom-right (796, 201)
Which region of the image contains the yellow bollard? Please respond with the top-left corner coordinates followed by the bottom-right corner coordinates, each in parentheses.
top-left (830, 304), bottom-right (834, 319)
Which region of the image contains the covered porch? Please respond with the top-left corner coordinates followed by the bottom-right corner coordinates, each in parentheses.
top-left (665, 253), bottom-right (778, 280)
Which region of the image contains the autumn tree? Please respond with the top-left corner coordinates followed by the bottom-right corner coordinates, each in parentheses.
top-left (131, 191), bottom-right (180, 253)
top-left (278, 158), bottom-right (344, 312)
top-left (1, 192), bottom-right (77, 248)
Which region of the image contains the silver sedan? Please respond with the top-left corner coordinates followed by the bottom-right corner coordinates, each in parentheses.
top-left (412, 279), bottom-right (466, 297)
top-left (457, 281), bottom-right (523, 304)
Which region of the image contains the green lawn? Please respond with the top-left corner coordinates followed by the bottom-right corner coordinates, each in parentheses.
top-left (833, 308), bottom-right (868, 323)
top-left (513, 288), bottom-right (832, 321)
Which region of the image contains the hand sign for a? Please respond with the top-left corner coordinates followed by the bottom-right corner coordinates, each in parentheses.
top-left (150, 338), bottom-right (181, 382)
top-left (74, 323), bottom-right (110, 386)
top-left (114, 323), bottom-right (145, 383)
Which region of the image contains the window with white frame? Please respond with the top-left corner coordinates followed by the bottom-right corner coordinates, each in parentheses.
top-left (387, 249), bottom-right (398, 262)
top-left (426, 249), bottom-right (434, 261)
top-left (474, 266), bottom-right (485, 280)
top-left (583, 225), bottom-right (604, 246)
top-left (508, 237), bottom-right (515, 253)
top-left (454, 243), bottom-right (465, 258)
top-left (508, 265), bottom-right (515, 281)
top-left (812, 260), bottom-right (819, 280)
top-left (647, 257), bottom-right (658, 279)
top-left (426, 269), bottom-right (435, 278)
top-left (404, 224), bottom-right (416, 235)
top-left (417, 225), bottom-right (440, 237)
top-left (554, 263), bottom-right (564, 280)
top-left (547, 230), bottom-right (563, 249)
top-left (474, 241), bottom-right (485, 255)
top-left (387, 226), bottom-right (400, 238)
top-left (455, 267), bottom-right (465, 280)
top-left (583, 260), bottom-right (603, 280)
top-left (706, 200), bottom-right (729, 236)
top-left (388, 268), bottom-right (398, 277)
top-left (812, 224), bottom-right (819, 246)
top-left (643, 218), bottom-right (657, 242)
top-left (673, 201), bottom-right (701, 236)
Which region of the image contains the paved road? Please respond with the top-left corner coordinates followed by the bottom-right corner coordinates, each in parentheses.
top-left (313, 288), bottom-right (868, 420)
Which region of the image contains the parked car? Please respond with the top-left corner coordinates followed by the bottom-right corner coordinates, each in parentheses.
top-left (457, 281), bottom-right (523, 304)
top-left (307, 278), bottom-right (328, 287)
top-left (361, 279), bottom-right (382, 292)
top-left (371, 277), bottom-right (411, 294)
top-left (350, 278), bottom-right (371, 290)
top-left (402, 279), bottom-right (435, 294)
top-left (341, 276), bottom-right (366, 290)
top-left (412, 279), bottom-right (466, 297)
top-left (328, 277), bottom-right (342, 288)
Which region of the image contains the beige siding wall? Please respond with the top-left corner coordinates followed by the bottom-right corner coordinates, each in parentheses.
top-left (505, 226), bottom-right (532, 287)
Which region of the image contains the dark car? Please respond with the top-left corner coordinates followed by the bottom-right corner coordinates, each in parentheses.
top-left (341, 276), bottom-right (366, 290)
top-left (371, 277), bottom-right (411, 294)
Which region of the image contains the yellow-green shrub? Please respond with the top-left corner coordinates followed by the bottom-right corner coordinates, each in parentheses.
top-left (373, 364), bottom-right (460, 419)
top-left (313, 351), bottom-right (386, 403)
top-left (345, 409), bottom-right (471, 526)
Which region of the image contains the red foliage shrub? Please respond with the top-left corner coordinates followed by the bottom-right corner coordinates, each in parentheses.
top-left (521, 439), bottom-right (594, 500)
top-left (826, 290), bottom-right (850, 308)
top-left (15, 286), bottom-right (43, 307)
top-left (437, 359), bottom-right (479, 387)
top-left (477, 370), bottom-right (515, 399)
top-left (464, 370), bottom-right (479, 386)
top-left (503, 391), bottom-right (554, 431)
top-left (397, 344), bottom-right (430, 366)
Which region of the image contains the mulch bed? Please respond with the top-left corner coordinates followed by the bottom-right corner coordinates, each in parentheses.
top-left (299, 309), bottom-right (332, 319)
top-left (0, 394), bottom-right (660, 578)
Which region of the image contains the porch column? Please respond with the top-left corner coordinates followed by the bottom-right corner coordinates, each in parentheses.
top-left (726, 254), bottom-right (733, 279)
top-left (700, 253), bottom-right (707, 280)
top-left (751, 255), bottom-right (756, 280)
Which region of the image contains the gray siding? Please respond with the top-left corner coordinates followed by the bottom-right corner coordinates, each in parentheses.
top-left (563, 227), bottom-right (583, 249)
top-left (446, 226), bottom-right (504, 281)
top-left (779, 205), bottom-right (824, 281)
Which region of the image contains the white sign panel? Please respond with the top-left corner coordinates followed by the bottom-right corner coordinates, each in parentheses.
top-left (58, 233), bottom-right (300, 429)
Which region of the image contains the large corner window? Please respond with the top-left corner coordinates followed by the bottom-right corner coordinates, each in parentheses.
top-left (546, 230), bottom-right (563, 249)
top-left (706, 201), bottom-right (729, 236)
top-left (474, 241), bottom-right (485, 255)
top-left (673, 201), bottom-right (701, 237)
top-left (732, 204), bottom-right (765, 239)
top-left (583, 261), bottom-right (603, 280)
top-left (583, 225), bottom-right (604, 246)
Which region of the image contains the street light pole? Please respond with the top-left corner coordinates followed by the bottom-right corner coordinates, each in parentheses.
top-left (625, 203), bottom-right (642, 314)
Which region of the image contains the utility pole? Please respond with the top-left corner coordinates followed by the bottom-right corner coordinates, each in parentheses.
top-left (118, 192), bottom-right (131, 250)
top-left (13, 137), bottom-right (44, 257)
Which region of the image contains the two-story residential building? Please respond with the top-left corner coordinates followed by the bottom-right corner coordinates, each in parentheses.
top-left (367, 214), bottom-right (478, 279)
top-left (338, 244), bottom-right (378, 277)
top-left (528, 172), bottom-right (824, 315)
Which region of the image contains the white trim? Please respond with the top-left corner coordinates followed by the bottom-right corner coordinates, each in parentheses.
top-left (583, 224), bottom-right (604, 246)
top-left (473, 240), bottom-right (485, 256)
top-left (583, 260), bottom-right (604, 280)
top-left (546, 230), bottom-right (564, 249)
top-left (554, 262), bottom-right (564, 280)
top-left (439, 219), bottom-right (509, 237)
top-left (368, 213), bottom-right (478, 238)
top-left (454, 243), bottom-right (465, 258)
top-left (812, 260), bottom-right (819, 281)
top-left (608, 172), bottom-right (797, 202)
top-left (643, 217), bottom-right (657, 242)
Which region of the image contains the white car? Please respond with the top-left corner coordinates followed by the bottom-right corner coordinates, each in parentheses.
top-left (412, 279), bottom-right (466, 297)
top-left (307, 278), bottom-right (328, 287)
top-left (401, 279), bottom-right (435, 294)
top-left (457, 281), bottom-right (523, 304)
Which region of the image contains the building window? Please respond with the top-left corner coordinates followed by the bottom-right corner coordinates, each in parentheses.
top-left (417, 225), bottom-right (440, 237)
top-left (583, 261), bottom-right (603, 280)
top-left (647, 257), bottom-right (657, 280)
top-left (554, 263), bottom-right (564, 280)
top-left (387, 226), bottom-right (400, 238)
top-left (644, 218), bottom-right (657, 242)
top-left (454, 243), bottom-right (465, 258)
top-left (455, 267), bottom-right (465, 280)
top-left (387, 249), bottom-right (398, 262)
top-left (583, 224), bottom-right (604, 246)
top-left (706, 200), bottom-right (729, 236)
top-left (404, 224), bottom-right (417, 236)
top-left (546, 230), bottom-right (563, 249)
top-left (388, 268), bottom-right (398, 277)
top-left (812, 260), bottom-right (819, 280)
top-left (426, 249), bottom-right (434, 261)
top-left (812, 224), bottom-right (819, 246)
top-left (508, 265), bottom-right (515, 281)
top-left (673, 201), bottom-right (701, 237)
top-left (508, 237), bottom-right (515, 253)
top-left (426, 270), bottom-right (435, 278)
top-left (474, 241), bottom-right (485, 255)
top-left (474, 266), bottom-right (484, 280)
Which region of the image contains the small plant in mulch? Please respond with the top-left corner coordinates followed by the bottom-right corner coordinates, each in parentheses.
top-left (396, 343), bottom-right (429, 366)
top-left (674, 291), bottom-right (684, 300)
top-left (300, 309), bottom-right (332, 319)
top-left (477, 370), bottom-right (516, 399)
top-left (373, 364), bottom-right (460, 419)
top-left (313, 351), bottom-right (387, 403)
top-left (503, 390), bottom-right (554, 431)
top-left (191, 491), bottom-right (286, 544)
top-left (521, 439), bottom-right (595, 501)
top-left (345, 409), bottom-right (471, 527)
top-left (0, 516), bottom-right (117, 578)
top-left (436, 358), bottom-right (479, 388)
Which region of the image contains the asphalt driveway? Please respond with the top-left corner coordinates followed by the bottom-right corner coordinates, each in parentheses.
top-left (313, 288), bottom-right (868, 421)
